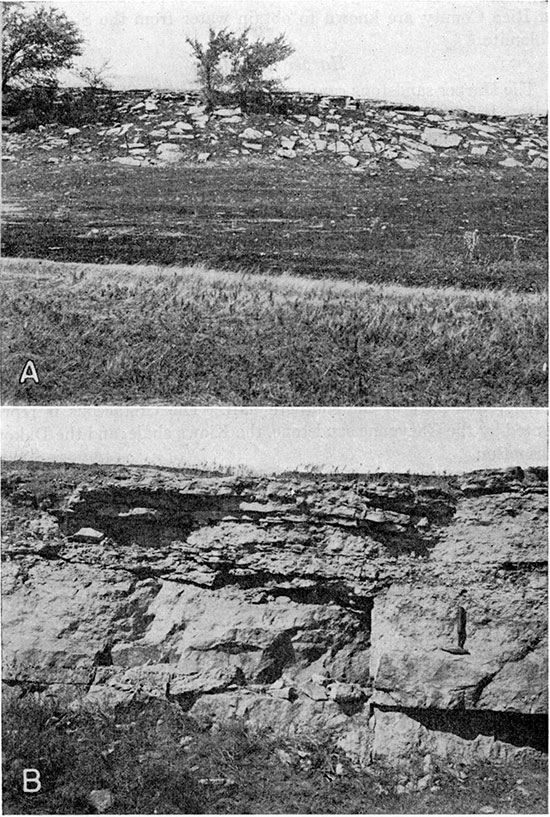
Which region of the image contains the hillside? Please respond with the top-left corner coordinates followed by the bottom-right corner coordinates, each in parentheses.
top-left (3, 90), bottom-right (548, 172)
top-left (2, 90), bottom-right (547, 287)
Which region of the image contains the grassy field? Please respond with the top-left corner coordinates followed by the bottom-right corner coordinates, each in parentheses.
top-left (1, 257), bottom-right (546, 405)
top-left (2, 160), bottom-right (547, 292)
top-left (3, 694), bottom-right (547, 814)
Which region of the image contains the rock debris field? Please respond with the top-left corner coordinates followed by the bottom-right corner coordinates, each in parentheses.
top-left (3, 90), bottom-right (548, 173)
top-left (2, 463), bottom-right (547, 769)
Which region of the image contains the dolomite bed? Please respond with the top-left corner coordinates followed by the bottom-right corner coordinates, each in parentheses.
top-left (2, 465), bottom-right (547, 767)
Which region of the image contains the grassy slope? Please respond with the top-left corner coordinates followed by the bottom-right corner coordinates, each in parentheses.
top-left (2, 160), bottom-right (547, 292)
top-left (1, 258), bottom-right (547, 406)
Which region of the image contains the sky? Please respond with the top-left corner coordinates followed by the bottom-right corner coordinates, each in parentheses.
top-left (40, 0), bottom-right (547, 115)
top-left (1, 408), bottom-right (546, 474)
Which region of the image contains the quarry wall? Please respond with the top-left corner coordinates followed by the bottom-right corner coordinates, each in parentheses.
top-left (2, 465), bottom-right (547, 767)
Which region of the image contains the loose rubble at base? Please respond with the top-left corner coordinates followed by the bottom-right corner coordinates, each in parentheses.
top-left (2, 90), bottom-right (547, 173)
top-left (2, 465), bottom-right (547, 769)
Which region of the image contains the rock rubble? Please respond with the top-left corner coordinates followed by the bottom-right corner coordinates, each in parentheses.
top-left (2, 90), bottom-right (547, 174)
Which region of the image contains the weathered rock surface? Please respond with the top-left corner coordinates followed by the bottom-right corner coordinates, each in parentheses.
top-left (2, 464), bottom-right (547, 768)
top-left (2, 89), bottom-right (547, 174)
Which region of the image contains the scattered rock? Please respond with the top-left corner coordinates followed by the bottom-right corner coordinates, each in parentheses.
top-left (358, 135), bottom-right (375, 153)
top-left (499, 156), bottom-right (522, 167)
top-left (156, 143), bottom-right (182, 163)
top-left (4, 90), bottom-right (545, 175)
top-left (214, 107), bottom-right (242, 117)
top-left (239, 127), bottom-right (264, 141)
top-left (396, 157), bottom-right (421, 170)
top-left (280, 136), bottom-right (297, 150)
top-left (69, 527), bottom-right (105, 543)
top-left (88, 789), bottom-right (113, 813)
top-left (422, 128), bottom-right (463, 148)
top-left (277, 147), bottom-right (297, 159)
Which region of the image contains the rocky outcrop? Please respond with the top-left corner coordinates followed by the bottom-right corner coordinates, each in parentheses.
top-left (2, 464), bottom-right (547, 767)
top-left (2, 89), bottom-right (547, 173)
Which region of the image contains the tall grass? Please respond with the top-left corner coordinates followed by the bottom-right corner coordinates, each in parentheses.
top-left (1, 258), bottom-right (547, 405)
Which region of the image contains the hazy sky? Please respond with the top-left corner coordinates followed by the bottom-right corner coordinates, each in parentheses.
top-left (43, 0), bottom-right (547, 114)
top-left (2, 408), bottom-right (546, 474)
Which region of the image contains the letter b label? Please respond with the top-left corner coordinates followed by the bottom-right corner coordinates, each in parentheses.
top-left (23, 768), bottom-right (41, 793)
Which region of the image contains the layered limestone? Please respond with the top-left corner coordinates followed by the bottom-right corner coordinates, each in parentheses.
top-left (2, 465), bottom-right (547, 767)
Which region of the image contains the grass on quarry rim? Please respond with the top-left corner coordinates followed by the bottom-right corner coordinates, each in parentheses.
top-left (2, 694), bottom-right (547, 814)
top-left (1, 257), bottom-right (547, 406)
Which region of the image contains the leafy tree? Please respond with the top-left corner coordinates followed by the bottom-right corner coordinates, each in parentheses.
top-left (2, 3), bottom-right (84, 92)
top-left (227, 29), bottom-right (294, 109)
top-left (186, 28), bottom-right (236, 110)
top-left (187, 27), bottom-right (293, 111)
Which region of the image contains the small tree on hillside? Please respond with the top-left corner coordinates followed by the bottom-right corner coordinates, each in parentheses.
top-left (186, 28), bottom-right (236, 111)
top-left (187, 27), bottom-right (293, 111)
top-left (227, 29), bottom-right (294, 109)
top-left (2, 2), bottom-right (84, 92)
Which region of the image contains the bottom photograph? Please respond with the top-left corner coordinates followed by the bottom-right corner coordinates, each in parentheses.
top-left (1, 407), bottom-right (547, 815)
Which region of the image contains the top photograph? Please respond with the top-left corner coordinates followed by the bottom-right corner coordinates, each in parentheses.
top-left (1, 0), bottom-right (547, 406)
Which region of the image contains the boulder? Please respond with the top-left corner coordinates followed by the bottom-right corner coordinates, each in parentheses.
top-left (156, 143), bottom-right (182, 163)
top-left (239, 127), bottom-right (264, 141)
top-left (88, 789), bottom-right (113, 813)
top-left (280, 137), bottom-right (297, 150)
top-left (422, 128), bottom-right (463, 149)
top-left (396, 158), bottom-right (421, 170)
top-left (214, 107), bottom-right (242, 117)
top-left (330, 141), bottom-right (350, 154)
top-left (499, 157), bottom-right (522, 167)
top-left (358, 135), bottom-right (375, 153)
top-left (277, 147), bottom-right (297, 159)
top-left (70, 527), bottom-right (105, 543)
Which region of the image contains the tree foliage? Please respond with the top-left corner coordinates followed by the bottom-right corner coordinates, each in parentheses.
top-left (187, 27), bottom-right (294, 110)
top-left (186, 28), bottom-right (235, 110)
top-left (2, 2), bottom-right (84, 92)
top-left (228, 30), bottom-right (294, 103)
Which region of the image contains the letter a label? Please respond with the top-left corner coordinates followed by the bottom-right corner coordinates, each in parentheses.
top-left (23, 768), bottom-right (41, 793)
top-left (19, 360), bottom-right (39, 384)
